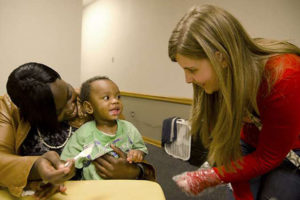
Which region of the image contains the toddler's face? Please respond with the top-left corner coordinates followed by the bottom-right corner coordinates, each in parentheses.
top-left (89, 79), bottom-right (123, 122)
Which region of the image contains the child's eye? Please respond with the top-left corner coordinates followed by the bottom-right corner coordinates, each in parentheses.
top-left (103, 96), bottom-right (109, 100)
top-left (117, 95), bottom-right (121, 99)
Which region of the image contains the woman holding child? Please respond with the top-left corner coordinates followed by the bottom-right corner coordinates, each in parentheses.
top-left (0, 62), bottom-right (154, 199)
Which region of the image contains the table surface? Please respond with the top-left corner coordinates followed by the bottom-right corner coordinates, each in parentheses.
top-left (0, 180), bottom-right (166, 200)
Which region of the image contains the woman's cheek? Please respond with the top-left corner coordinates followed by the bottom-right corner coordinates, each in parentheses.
top-left (57, 113), bottom-right (65, 122)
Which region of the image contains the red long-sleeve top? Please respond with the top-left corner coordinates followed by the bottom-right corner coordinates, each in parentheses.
top-left (214, 54), bottom-right (300, 200)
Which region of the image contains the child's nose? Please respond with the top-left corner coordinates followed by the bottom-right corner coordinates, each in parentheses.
top-left (111, 97), bottom-right (119, 103)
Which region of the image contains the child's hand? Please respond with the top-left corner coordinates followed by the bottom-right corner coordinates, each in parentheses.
top-left (127, 150), bottom-right (144, 163)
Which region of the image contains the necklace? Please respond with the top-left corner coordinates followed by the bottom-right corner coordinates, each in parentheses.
top-left (37, 126), bottom-right (72, 149)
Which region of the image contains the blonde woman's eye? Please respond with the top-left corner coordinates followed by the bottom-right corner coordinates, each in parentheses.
top-left (189, 69), bottom-right (197, 73)
top-left (185, 68), bottom-right (196, 73)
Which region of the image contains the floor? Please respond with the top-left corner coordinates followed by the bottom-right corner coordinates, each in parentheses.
top-left (144, 143), bottom-right (234, 200)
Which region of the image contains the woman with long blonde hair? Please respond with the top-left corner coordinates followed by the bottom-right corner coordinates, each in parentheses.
top-left (169, 5), bottom-right (300, 200)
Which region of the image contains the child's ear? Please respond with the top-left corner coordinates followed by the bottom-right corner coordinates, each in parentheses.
top-left (83, 101), bottom-right (93, 115)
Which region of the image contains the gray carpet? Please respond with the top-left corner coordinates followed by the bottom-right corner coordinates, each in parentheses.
top-left (144, 143), bottom-right (234, 200)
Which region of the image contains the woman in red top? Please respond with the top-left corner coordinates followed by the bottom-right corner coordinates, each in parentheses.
top-left (168, 5), bottom-right (300, 200)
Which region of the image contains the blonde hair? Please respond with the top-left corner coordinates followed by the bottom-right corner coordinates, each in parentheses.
top-left (168, 5), bottom-right (300, 171)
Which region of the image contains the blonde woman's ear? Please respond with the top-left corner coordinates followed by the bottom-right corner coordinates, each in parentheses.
top-left (215, 51), bottom-right (228, 68)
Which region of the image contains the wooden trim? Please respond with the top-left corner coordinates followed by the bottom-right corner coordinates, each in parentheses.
top-left (120, 91), bottom-right (192, 105)
top-left (143, 136), bottom-right (161, 148)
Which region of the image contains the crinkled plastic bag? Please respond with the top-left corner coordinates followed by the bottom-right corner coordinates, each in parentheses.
top-left (172, 161), bottom-right (231, 197)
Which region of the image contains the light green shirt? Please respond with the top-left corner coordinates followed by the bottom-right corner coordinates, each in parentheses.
top-left (61, 120), bottom-right (148, 180)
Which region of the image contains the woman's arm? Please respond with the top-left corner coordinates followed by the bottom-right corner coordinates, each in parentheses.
top-left (93, 144), bottom-right (155, 180)
top-left (0, 95), bottom-right (39, 197)
top-left (174, 61), bottom-right (300, 198)
top-left (215, 68), bottom-right (300, 183)
top-left (0, 95), bottom-right (75, 197)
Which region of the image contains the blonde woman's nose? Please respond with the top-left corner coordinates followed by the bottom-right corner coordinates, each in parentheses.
top-left (185, 72), bottom-right (193, 84)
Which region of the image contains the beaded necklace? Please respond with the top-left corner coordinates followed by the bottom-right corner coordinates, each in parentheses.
top-left (37, 126), bottom-right (72, 149)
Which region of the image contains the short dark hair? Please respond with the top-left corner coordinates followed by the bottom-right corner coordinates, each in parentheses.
top-left (80, 76), bottom-right (110, 102)
top-left (6, 62), bottom-right (61, 133)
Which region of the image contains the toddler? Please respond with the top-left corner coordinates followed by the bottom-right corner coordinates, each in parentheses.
top-left (61, 76), bottom-right (148, 180)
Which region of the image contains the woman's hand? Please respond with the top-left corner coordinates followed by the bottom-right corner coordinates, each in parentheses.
top-left (173, 168), bottom-right (223, 196)
top-left (29, 151), bottom-right (75, 184)
top-left (34, 183), bottom-right (66, 200)
top-left (93, 145), bottom-right (140, 179)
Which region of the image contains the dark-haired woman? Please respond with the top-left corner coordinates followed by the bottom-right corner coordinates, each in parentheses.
top-left (0, 62), bottom-right (154, 199)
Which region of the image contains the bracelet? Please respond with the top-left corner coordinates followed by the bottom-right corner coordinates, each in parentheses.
top-left (136, 163), bottom-right (145, 180)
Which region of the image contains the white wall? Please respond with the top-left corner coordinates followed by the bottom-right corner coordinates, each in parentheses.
top-left (0, 0), bottom-right (82, 94)
top-left (81, 0), bottom-right (300, 98)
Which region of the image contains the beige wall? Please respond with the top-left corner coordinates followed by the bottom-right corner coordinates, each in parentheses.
top-left (122, 96), bottom-right (191, 142)
top-left (1, 0), bottom-right (299, 98)
top-left (81, 0), bottom-right (300, 98)
top-left (0, 0), bottom-right (82, 94)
